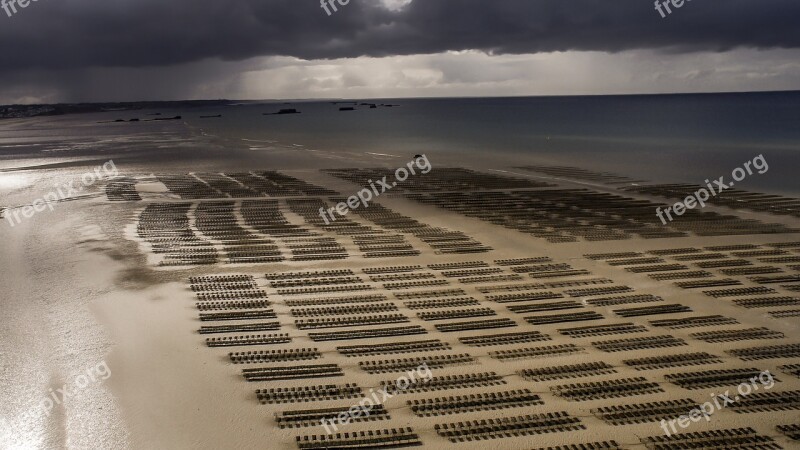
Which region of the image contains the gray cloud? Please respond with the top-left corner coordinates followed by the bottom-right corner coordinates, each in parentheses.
top-left (1, 0), bottom-right (799, 71)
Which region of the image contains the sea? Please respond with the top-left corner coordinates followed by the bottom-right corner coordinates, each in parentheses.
top-left (1, 90), bottom-right (799, 196)
top-left (182, 91), bottom-right (800, 195)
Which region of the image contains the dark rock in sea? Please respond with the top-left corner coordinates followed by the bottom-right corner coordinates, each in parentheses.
top-left (339, 107), bottom-right (356, 111)
top-left (200, 114), bottom-right (222, 118)
top-left (265, 109), bottom-right (300, 115)
top-left (129, 118), bottom-right (140, 122)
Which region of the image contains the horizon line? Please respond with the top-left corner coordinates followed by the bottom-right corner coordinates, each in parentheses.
top-left (3, 88), bottom-right (799, 107)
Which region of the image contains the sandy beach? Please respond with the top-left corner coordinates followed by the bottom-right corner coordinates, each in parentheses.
top-left (0, 112), bottom-right (798, 450)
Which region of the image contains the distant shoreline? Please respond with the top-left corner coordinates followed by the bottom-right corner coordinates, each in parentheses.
top-left (0, 99), bottom-right (236, 120)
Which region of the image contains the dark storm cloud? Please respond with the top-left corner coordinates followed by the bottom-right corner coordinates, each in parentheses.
top-left (0, 0), bottom-right (798, 71)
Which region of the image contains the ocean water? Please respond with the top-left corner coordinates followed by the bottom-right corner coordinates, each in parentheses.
top-left (2, 91), bottom-right (798, 196)
top-left (181, 91), bottom-right (800, 195)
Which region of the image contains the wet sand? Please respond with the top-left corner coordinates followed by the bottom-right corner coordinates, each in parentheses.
top-left (1, 115), bottom-right (798, 449)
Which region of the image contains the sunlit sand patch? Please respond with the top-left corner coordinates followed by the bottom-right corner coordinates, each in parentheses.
top-left (0, 173), bottom-right (31, 190)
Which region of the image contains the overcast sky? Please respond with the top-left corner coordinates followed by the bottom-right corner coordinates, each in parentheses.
top-left (1, 0), bottom-right (798, 103)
